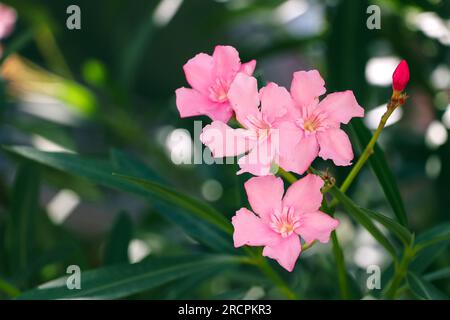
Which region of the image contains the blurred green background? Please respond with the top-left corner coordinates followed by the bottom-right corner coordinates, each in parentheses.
top-left (0, 0), bottom-right (449, 299)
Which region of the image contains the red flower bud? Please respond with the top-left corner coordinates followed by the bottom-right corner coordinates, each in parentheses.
top-left (392, 60), bottom-right (409, 92)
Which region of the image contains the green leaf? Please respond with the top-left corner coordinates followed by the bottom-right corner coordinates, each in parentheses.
top-left (424, 267), bottom-right (450, 282)
top-left (410, 242), bottom-right (448, 274)
top-left (103, 212), bottom-right (133, 265)
top-left (109, 150), bottom-right (233, 252)
top-left (328, 186), bottom-right (397, 258)
top-left (110, 149), bottom-right (162, 183)
top-left (114, 173), bottom-right (232, 234)
top-left (17, 255), bottom-right (244, 300)
top-left (407, 272), bottom-right (447, 300)
top-left (360, 208), bottom-right (412, 246)
top-left (0, 29), bottom-right (35, 65)
top-left (5, 163), bottom-right (40, 280)
top-left (2, 146), bottom-right (233, 252)
top-left (414, 223), bottom-right (450, 252)
top-left (349, 119), bottom-right (408, 226)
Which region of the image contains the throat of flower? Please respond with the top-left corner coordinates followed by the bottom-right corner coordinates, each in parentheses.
top-left (209, 79), bottom-right (229, 103)
top-left (296, 114), bottom-right (325, 135)
top-left (270, 206), bottom-right (300, 238)
top-left (246, 115), bottom-right (272, 142)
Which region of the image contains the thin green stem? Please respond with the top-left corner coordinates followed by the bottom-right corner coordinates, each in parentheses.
top-left (0, 277), bottom-right (21, 298)
top-left (329, 107), bottom-right (395, 208)
top-left (278, 168), bottom-right (298, 184)
top-left (331, 231), bottom-right (351, 299)
top-left (383, 244), bottom-right (415, 299)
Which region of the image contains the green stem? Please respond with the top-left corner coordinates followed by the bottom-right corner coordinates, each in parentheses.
top-left (278, 168), bottom-right (298, 184)
top-left (322, 197), bottom-right (350, 299)
top-left (0, 277), bottom-right (21, 298)
top-left (331, 231), bottom-right (351, 299)
top-left (384, 245), bottom-right (415, 299)
top-left (329, 107), bottom-right (395, 208)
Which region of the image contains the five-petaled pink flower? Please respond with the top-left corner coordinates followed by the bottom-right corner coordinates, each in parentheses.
top-left (232, 174), bottom-right (339, 271)
top-left (200, 73), bottom-right (295, 176)
top-left (175, 45), bottom-right (256, 122)
top-left (0, 3), bottom-right (17, 40)
top-left (279, 70), bottom-right (365, 174)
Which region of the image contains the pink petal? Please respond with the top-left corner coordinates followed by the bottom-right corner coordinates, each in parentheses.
top-left (200, 121), bottom-right (254, 157)
top-left (0, 4), bottom-right (17, 39)
top-left (279, 134), bottom-right (319, 175)
top-left (240, 60), bottom-right (256, 76)
top-left (316, 91), bottom-right (364, 125)
top-left (232, 208), bottom-right (280, 248)
top-left (317, 128), bottom-right (354, 166)
top-left (183, 53), bottom-right (214, 95)
top-left (227, 73), bottom-right (260, 127)
top-left (203, 102), bottom-right (234, 123)
top-left (290, 70), bottom-right (326, 109)
top-left (176, 87), bottom-right (233, 122)
top-left (263, 235), bottom-right (301, 272)
top-left (244, 175), bottom-right (284, 222)
top-left (295, 211), bottom-right (339, 244)
top-left (212, 45), bottom-right (241, 82)
top-left (283, 174), bottom-right (324, 214)
top-left (259, 82), bottom-right (293, 124)
top-left (175, 87), bottom-right (213, 118)
top-left (237, 139), bottom-right (276, 176)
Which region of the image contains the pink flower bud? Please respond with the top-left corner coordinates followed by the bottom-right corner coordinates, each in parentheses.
top-left (392, 60), bottom-right (409, 92)
top-left (0, 3), bottom-right (17, 40)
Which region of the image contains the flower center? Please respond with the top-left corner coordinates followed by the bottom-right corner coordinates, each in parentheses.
top-left (246, 115), bottom-right (272, 141)
top-left (209, 79), bottom-right (229, 103)
top-left (270, 206), bottom-right (300, 238)
top-left (295, 113), bottom-right (327, 136)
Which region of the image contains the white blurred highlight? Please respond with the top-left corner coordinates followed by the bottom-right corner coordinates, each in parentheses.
top-left (425, 155), bottom-right (441, 179)
top-left (128, 239), bottom-right (151, 263)
top-left (365, 57), bottom-right (400, 86)
top-left (431, 65), bottom-right (450, 90)
top-left (442, 104), bottom-right (450, 129)
top-left (425, 120), bottom-right (448, 149)
top-left (353, 228), bottom-right (388, 268)
top-left (46, 189), bottom-right (80, 224)
top-left (364, 104), bottom-right (403, 130)
top-left (18, 93), bottom-right (81, 126)
top-left (166, 128), bottom-right (193, 164)
top-left (153, 0), bottom-right (183, 27)
top-left (274, 0), bottom-right (308, 24)
top-left (409, 12), bottom-right (450, 46)
top-left (201, 179), bottom-right (223, 202)
top-left (31, 135), bottom-right (73, 153)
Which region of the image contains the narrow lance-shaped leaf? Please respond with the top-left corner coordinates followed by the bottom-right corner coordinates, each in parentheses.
top-left (328, 186), bottom-right (397, 259)
top-left (360, 207), bottom-right (412, 246)
top-left (2, 146), bottom-right (233, 252)
top-left (17, 255), bottom-right (245, 300)
top-left (407, 272), bottom-right (447, 300)
top-left (6, 163), bottom-right (40, 280)
top-left (349, 119), bottom-right (408, 226)
top-left (103, 212), bottom-right (133, 265)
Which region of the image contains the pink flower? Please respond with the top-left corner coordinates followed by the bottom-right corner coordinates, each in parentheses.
top-left (200, 73), bottom-right (294, 176)
top-left (392, 60), bottom-right (409, 92)
top-left (279, 70), bottom-right (364, 174)
top-left (0, 3), bottom-right (17, 40)
top-left (232, 174), bottom-right (339, 271)
top-left (175, 45), bottom-right (256, 122)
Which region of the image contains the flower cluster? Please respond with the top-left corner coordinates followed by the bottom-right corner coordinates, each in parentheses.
top-left (175, 45), bottom-right (364, 271)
